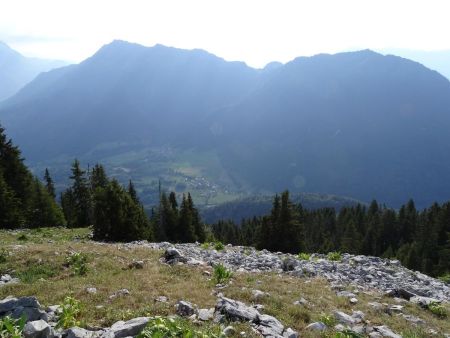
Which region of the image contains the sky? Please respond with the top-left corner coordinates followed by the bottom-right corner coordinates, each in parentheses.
top-left (1, 0), bottom-right (450, 68)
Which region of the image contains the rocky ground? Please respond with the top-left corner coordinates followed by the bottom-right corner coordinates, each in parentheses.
top-left (139, 242), bottom-right (450, 302)
top-left (1, 228), bottom-right (449, 338)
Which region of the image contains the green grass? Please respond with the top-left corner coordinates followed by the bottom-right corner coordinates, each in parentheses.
top-left (17, 263), bottom-right (60, 284)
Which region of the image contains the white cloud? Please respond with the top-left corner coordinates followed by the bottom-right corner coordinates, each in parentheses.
top-left (1, 0), bottom-right (450, 67)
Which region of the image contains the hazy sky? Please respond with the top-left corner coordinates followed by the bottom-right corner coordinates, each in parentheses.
top-left (1, 0), bottom-right (450, 67)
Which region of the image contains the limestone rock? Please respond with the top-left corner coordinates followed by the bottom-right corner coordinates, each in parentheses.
top-left (108, 317), bottom-right (150, 337)
top-left (23, 320), bottom-right (52, 338)
top-left (373, 325), bottom-right (402, 338)
top-left (305, 322), bottom-right (327, 331)
top-left (223, 326), bottom-right (236, 336)
top-left (198, 308), bottom-right (214, 321)
top-left (65, 327), bottom-right (104, 338)
top-left (216, 297), bottom-right (259, 322)
top-left (334, 310), bottom-right (356, 325)
top-left (176, 300), bottom-right (196, 317)
top-left (251, 289), bottom-right (267, 301)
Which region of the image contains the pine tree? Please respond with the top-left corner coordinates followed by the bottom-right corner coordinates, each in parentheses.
top-left (188, 193), bottom-right (205, 242)
top-left (0, 125), bottom-right (65, 228)
top-left (179, 194), bottom-right (196, 243)
top-left (128, 180), bottom-right (139, 203)
top-left (43, 168), bottom-right (56, 200)
top-left (0, 172), bottom-right (23, 228)
top-left (64, 159), bottom-right (92, 227)
top-left (93, 179), bottom-right (152, 241)
top-left (90, 164), bottom-right (108, 190)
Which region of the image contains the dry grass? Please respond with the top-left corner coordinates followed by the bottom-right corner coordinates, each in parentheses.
top-left (0, 228), bottom-right (449, 337)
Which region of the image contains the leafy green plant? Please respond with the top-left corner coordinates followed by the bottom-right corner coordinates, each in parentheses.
top-left (0, 248), bottom-right (8, 263)
top-left (318, 313), bottom-right (336, 327)
top-left (200, 242), bottom-right (211, 250)
top-left (214, 241), bottom-right (225, 251)
top-left (0, 316), bottom-right (26, 338)
top-left (65, 252), bottom-right (88, 276)
top-left (438, 273), bottom-right (450, 284)
top-left (57, 296), bottom-right (82, 329)
top-left (213, 263), bottom-right (233, 284)
top-left (427, 301), bottom-right (448, 318)
top-left (335, 330), bottom-right (364, 338)
top-left (138, 317), bottom-right (220, 338)
top-left (327, 251), bottom-right (342, 262)
top-left (297, 252), bottom-right (311, 261)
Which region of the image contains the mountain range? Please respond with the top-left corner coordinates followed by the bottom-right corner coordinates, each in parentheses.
top-left (1, 40), bottom-right (450, 208)
top-left (0, 41), bottom-right (67, 101)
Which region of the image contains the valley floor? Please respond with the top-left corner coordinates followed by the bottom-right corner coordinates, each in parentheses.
top-left (0, 228), bottom-right (449, 337)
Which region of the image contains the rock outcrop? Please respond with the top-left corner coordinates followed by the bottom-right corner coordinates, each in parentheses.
top-left (135, 242), bottom-right (450, 301)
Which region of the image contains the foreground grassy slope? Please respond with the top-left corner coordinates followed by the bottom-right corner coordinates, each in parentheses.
top-left (0, 228), bottom-right (449, 337)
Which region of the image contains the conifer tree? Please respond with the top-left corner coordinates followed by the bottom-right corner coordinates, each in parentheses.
top-left (0, 125), bottom-right (65, 228)
top-left (128, 179), bottom-right (139, 203)
top-left (179, 194), bottom-right (196, 242)
top-left (63, 159), bottom-right (92, 227)
top-left (188, 193), bottom-right (205, 242)
top-left (90, 164), bottom-right (108, 190)
top-left (0, 172), bottom-right (23, 228)
top-left (44, 168), bottom-right (56, 200)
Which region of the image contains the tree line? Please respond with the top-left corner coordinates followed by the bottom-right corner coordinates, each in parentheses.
top-left (1, 124), bottom-right (449, 278)
top-left (210, 191), bottom-right (450, 278)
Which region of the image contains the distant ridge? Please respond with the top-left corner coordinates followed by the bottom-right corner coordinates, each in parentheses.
top-left (1, 41), bottom-right (450, 207)
top-left (0, 41), bottom-right (68, 101)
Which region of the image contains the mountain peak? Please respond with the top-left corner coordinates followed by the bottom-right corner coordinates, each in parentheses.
top-left (0, 41), bottom-right (21, 57)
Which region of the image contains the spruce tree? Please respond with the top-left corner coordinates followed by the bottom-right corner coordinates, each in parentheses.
top-left (44, 168), bottom-right (56, 199)
top-left (0, 172), bottom-right (23, 228)
top-left (128, 179), bottom-right (139, 203)
top-left (179, 194), bottom-right (196, 242)
top-left (188, 193), bottom-right (205, 242)
top-left (0, 125), bottom-right (65, 228)
top-left (66, 159), bottom-right (92, 227)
